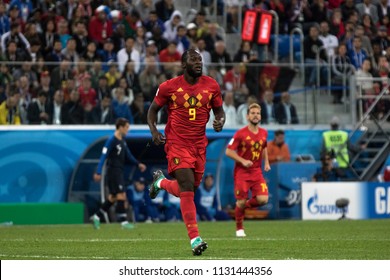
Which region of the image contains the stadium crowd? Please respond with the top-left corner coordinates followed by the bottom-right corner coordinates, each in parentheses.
top-left (0, 0), bottom-right (390, 125)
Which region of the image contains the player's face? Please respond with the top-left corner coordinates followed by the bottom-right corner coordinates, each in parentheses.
top-left (247, 108), bottom-right (261, 125)
top-left (120, 123), bottom-right (130, 136)
top-left (185, 51), bottom-right (203, 78)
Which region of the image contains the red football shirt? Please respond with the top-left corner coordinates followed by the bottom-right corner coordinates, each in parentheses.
top-left (227, 126), bottom-right (268, 180)
top-left (154, 75), bottom-right (223, 147)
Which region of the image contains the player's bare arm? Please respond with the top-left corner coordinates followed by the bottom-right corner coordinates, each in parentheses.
top-left (263, 147), bottom-right (271, 171)
top-left (226, 148), bottom-right (253, 168)
top-left (212, 106), bottom-right (225, 132)
top-left (147, 101), bottom-right (166, 145)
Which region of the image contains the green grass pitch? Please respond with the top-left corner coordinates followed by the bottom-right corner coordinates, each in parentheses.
top-left (0, 219), bottom-right (389, 260)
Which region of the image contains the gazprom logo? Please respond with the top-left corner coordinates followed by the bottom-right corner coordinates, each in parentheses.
top-left (307, 190), bottom-right (345, 215)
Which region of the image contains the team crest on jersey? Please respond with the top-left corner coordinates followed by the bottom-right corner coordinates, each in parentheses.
top-left (188, 96), bottom-right (197, 107)
top-left (253, 141), bottom-right (261, 150)
top-left (173, 157), bottom-right (181, 165)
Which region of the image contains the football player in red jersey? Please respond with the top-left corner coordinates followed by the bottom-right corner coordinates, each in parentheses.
top-left (225, 103), bottom-right (270, 237)
top-left (147, 48), bottom-right (225, 255)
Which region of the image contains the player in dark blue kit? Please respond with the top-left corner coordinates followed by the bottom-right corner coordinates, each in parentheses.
top-left (91, 118), bottom-right (147, 229)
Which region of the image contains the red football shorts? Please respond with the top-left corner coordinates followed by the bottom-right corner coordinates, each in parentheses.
top-left (234, 176), bottom-right (268, 200)
top-left (165, 143), bottom-right (206, 186)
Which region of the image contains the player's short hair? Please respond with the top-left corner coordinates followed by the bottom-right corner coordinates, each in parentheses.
top-left (247, 103), bottom-right (261, 114)
top-left (181, 48), bottom-right (198, 64)
top-left (115, 118), bottom-right (129, 129)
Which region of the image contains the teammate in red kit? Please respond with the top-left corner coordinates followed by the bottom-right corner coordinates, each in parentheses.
top-left (225, 103), bottom-right (270, 237)
top-left (147, 48), bottom-right (225, 255)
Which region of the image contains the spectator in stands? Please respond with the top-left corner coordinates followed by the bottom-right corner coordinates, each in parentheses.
top-left (237, 95), bottom-right (259, 126)
top-left (50, 57), bottom-right (74, 91)
top-left (61, 90), bottom-right (84, 124)
top-left (130, 92), bottom-right (148, 124)
top-left (57, 19), bottom-right (72, 49)
top-left (162, 10), bottom-right (184, 43)
top-left (23, 21), bottom-right (40, 46)
top-left (348, 36), bottom-right (369, 71)
top-left (285, 0), bottom-right (312, 32)
top-left (372, 25), bottom-right (390, 55)
top-left (105, 61), bottom-right (121, 88)
top-left (61, 37), bottom-right (79, 64)
top-left (1, 22), bottom-right (30, 56)
top-left (140, 39), bottom-right (161, 72)
top-left (175, 24), bottom-right (190, 55)
top-left (78, 73), bottom-right (97, 113)
top-left (377, 0), bottom-right (390, 24)
top-left (0, 90), bottom-right (21, 125)
top-left (13, 61), bottom-right (39, 91)
top-left (222, 91), bottom-right (238, 127)
top-left (111, 23), bottom-right (126, 54)
top-left (47, 90), bottom-right (64, 125)
top-left (37, 70), bottom-right (54, 102)
top-left (133, 26), bottom-right (147, 55)
top-left (17, 75), bottom-right (32, 123)
top-left (195, 37), bottom-right (211, 75)
top-left (159, 41), bottom-right (181, 77)
top-left (0, 3), bottom-right (10, 37)
top-left (356, 0), bottom-right (379, 25)
top-left (150, 25), bottom-right (169, 53)
top-left (223, 63), bottom-right (248, 106)
top-left (350, 25), bottom-right (373, 59)
top-left (144, 10), bottom-right (165, 36)
top-left (99, 38), bottom-right (117, 72)
top-left (117, 36), bottom-right (141, 74)
top-left (331, 44), bottom-right (354, 104)
top-left (82, 41), bottom-right (100, 65)
top-left (121, 61), bottom-right (141, 102)
top-left (211, 40), bottom-right (232, 76)
top-left (303, 24), bottom-right (328, 87)
top-left (233, 40), bottom-right (252, 63)
top-left (27, 90), bottom-right (50, 124)
top-left (186, 22), bottom-right (199, 49)
top-left (45, 39), bottom-right (63, 72)
top-left (319, 20), bottom-right (339, 59)
top-left (41, 20), bottom-right (58, 58)
top-left (62, 78), bottom-right (76, 102)
top-left (312, 151), bottom-right (344, 182)
top-left (136, 0), bottom-right (155, 23)
top-left (72, 20), bottom-right (89, 55)
top-left (155, 0), bottom-right (175, 22)
top-left (275, 91), bottom-right (299, 124)
top-left (355, 59), bottom-right (375, 114)
top-left (94, 74), bottom-right (110, 101)
top-left (267, 129), bottom-right (291, 165)
top-left (361, 14), bottom-right (377, 41)
top-left (260, 90), bottom-right (276, 124)
top-left (88, 6), bottom-right (112, 47)
top-left (194, 173), bottom-right (231, 221)
top-left (122, 9), bottom-right (142, 40)
top-left (86, 93), bottom-right (115, 125)
top-left (139, 56), bottom-right (160, 101)
top-left (112, 86), bottom-right (134, 123)
top-left (341, 0), bottom-right (358, 22)
top-left (329, 8), bottom-right (345, 39)
top-left (204, 22), bottom-right (223, 53)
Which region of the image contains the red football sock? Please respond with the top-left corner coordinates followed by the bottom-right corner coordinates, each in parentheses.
top-left (245, 197), bottom-right (259, 209)
top-left (235, 206), bottom-right (245, 231)
top-left (180, 191), bottom-right (199, 240)
top-left (160, 179), bottom-right (180, 197)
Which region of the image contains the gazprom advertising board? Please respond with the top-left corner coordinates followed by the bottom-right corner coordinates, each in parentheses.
top-left (301, 182), bottom-right (390, 220)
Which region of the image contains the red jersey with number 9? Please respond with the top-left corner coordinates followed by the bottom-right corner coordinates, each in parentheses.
top-left (154, 75), bottom-right (223, 147)
top-left (227, 126), bottom-right (268, 180)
